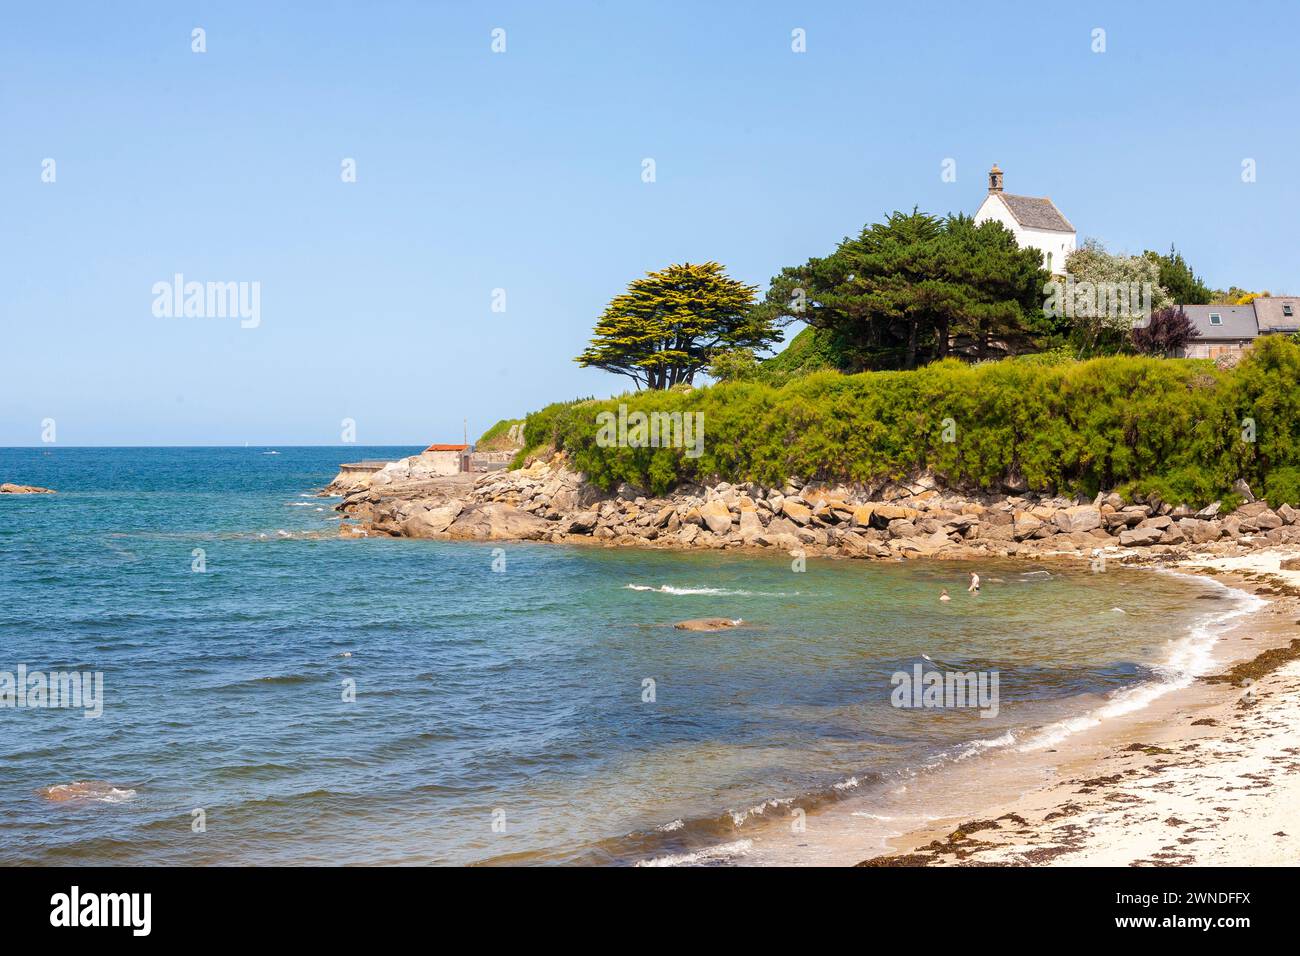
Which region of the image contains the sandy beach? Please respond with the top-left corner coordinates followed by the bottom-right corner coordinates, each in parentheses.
top-left (859, 550), bottom-right (1300, 867)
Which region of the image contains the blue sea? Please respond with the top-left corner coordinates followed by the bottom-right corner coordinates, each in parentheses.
top-left (0, 447), bottom-right (1248, 865)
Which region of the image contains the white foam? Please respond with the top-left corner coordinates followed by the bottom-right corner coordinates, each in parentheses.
top-left (1018, 574), bottom-right (1263, 752)
top-left (625, 584), bottom-right (795, 597)
top-left (656, 819), bottom-right (684, 832)
top-left (636, 839), bottom-right (754, 867)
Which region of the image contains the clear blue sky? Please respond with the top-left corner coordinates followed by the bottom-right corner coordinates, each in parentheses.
top-left (4, 0), bottom-right (1298, 445)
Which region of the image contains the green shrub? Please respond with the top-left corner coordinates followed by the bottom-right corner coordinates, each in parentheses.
top-left (1264, 467), bottom-right (1300, 506)
top-left (530, 338), bottom-right (1300, 503)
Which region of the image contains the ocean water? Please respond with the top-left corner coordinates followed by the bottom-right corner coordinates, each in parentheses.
top-left (0, 447), bottom-right (1245, 866)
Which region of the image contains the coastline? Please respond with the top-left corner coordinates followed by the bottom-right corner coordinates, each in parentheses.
top-left (326, 451), bottom-right (1300, 867)
top-left (855, 553), bottom-right (1300, 867)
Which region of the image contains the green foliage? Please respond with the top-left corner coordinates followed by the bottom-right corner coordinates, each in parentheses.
top-left (1144, 245), bottom-right (1212, 305)
top-left (534, 339), bottom-right (1300, 502)
top-left (509, 398), bottom-right (594, 468)
top-left (752, 210), bottom-right (1049, 371)
top-left (476, 418), bottom-right (524, 450)
top-left (1264, 467), bottom-right (1300, 506)
top-left (760, 326), bottom-right (840, 375)
top-left (575, 261), bottom-right (777, 389)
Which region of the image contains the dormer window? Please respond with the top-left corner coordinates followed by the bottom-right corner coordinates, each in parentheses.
top-left (1285, 304), bottom-right (1295, 317)
top-left (1209, 313), bottom-right (1223, 326)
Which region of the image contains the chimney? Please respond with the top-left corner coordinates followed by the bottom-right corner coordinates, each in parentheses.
top-left (988, 163), bottom-right (1004, 193)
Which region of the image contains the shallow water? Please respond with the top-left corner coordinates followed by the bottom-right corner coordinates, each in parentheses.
top-left (0, 447), bottom-right (1235, 865)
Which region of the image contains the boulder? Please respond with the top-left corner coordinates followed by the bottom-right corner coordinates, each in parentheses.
top-left (1052, 505), bottom-right (1102, 534)
top-left (1255, 509), bottom-right (1284, 531)
top-left (674, 617), bottom-right (742, 632)
top-left (403, 500), bottom-right (464, 537)
top-left (700, 499), bottom-right (734, 535)
top-left (1195, 501), bottom-right (1222, 519)
top-left (1176, 518), bottom-right (1222, 544)
top-left (567, 510), bottom-right (600, 533)
top-left (738, 510), bottom-right (765, 542)
top-left (0, 483), bottom-right (56, 494)
top-left (781, 499), bottom-right (813, 525)
top-left (1278, 503), bottom-right (1300, 525)
top-left (1118, 526), bottom-right (1164, 547)
top-left (446, 503), bottom-right (550, 541)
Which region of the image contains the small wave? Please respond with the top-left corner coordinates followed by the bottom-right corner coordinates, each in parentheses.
top-left (1018, 574), bottom-right (1264, 752)
top-left (657, 819), bottom-right (684, 832)
top-left (38, 781), bottom-right (137, 804)
top-left (625, 584), bottom-right (794, 597)
top-left (635, 839), bottom-right (754, 867)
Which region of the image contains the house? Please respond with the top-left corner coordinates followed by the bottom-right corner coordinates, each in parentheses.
top-left (1251, 295), bottom-right (1300, 335)
top-left (973, 164), bottom-right (1076, 275)
top-left (422, 443), bottom-right (472, 475)
top-left (1163, 298), bottom-right (1299, 359)
top-left (1176, 306), bottom-right (1259, 359)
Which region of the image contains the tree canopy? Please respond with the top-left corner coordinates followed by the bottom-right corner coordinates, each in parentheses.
top-left (575, 262), bottom-right (773, 390)
top-left (751, 211), bottom-right (1049, 370)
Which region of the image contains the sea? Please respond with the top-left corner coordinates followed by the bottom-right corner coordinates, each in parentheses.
top-left (0, 446), bottom-right (1256, 865)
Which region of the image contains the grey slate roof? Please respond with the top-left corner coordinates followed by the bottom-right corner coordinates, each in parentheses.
top-left (996, 193), bottom-right (1075, 233)
top-left (1252, 296), bottom-right (1300, 333)
top-left (1178, 305), bottom-right (1258, 340)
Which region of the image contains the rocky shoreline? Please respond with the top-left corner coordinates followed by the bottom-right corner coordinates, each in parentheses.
top-left (328, 450), bottom-right (1300, 564)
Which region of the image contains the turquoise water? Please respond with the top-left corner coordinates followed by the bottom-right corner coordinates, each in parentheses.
top-left (0, 447), bottom-right (1233, 865)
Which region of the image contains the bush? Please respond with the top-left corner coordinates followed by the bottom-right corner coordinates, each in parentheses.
top-left (1264, 467), bottom-right (1300, 507)
top-left (533, 338), bottom-right (1300, 503)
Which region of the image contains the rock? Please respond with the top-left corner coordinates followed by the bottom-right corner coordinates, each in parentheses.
top-left (1278, 503), bottom-right (1299, 525)
top-left (781, 499), bottom-right (813, 525)
top-left (850, 505), bottom-right (876, 527)
top-left (1158, 524), bottom-right (1186, 545)
top-left (403, 500), bottom-right (464, 537)
top-left (1137, 515), bottom-right (1173, 531)
top-left (1195, 501), bottom-right (1222, 519)
top-left (700, 499), bottom-right (734, 535)
top-left (673, 617), bottom-right (742, 632)
top-left (447, 503), bottom-right (550, 541)
top-left (1280, 557), bottom-right (1300, 571)
top-left (738, 510), bottom-right (765, 542)
top-left (0, 483), bottom-right (55, 494)
top-left (1177, 518), bottom-right (1222, 544)
top-left (873, 504), bottom-right (921, 523)
top-left (1012, 512), bottom-right (1048, 541)
top-left (1119, 526), bottom-right (1164, 547)
top-left (1255, 509), bottom-right (1283, 531)
top-left (1052, 505), bottom-right (1101, 534)
top-left (678, 524), bottom-right (701, 545)
top-left (567, 510), bottom-right (600, 533)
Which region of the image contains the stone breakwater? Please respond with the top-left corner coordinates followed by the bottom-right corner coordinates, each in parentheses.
top-left (331, 452), bottom-right (1300, 563)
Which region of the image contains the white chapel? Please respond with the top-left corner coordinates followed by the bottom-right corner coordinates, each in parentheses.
top-left (973, 164), bottom-right (1076, 275)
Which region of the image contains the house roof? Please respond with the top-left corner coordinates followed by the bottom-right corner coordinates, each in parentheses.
top-left (995, 193), bottom-right (1075, 233)
top-left (1251, 296), bottom-right (1300, 333)
top-left (424, 444), bottom-right (470, 452)
top-left (1178, 305), bottom-right (1258, 340)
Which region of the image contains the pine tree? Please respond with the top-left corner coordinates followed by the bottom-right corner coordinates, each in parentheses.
top-left (575, 262), bottom-right (771, 389)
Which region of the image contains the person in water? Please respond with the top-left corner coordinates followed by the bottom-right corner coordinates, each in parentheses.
top-left (968, 572), bottom-right (980, 593)
top-left (939, 589), bottom-right (951, 602)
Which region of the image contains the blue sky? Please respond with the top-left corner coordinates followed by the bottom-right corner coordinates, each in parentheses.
top-left (3, 0), bottom-right (1298, 445)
